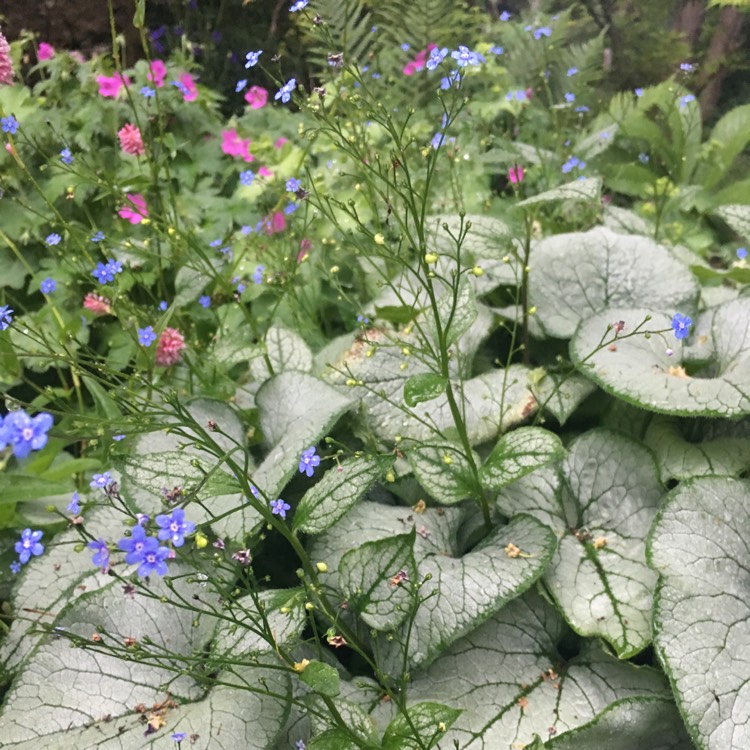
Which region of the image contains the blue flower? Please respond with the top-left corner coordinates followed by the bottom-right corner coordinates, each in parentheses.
top-left (567, 67), bottom-right (578, 76)
top-left (92, 259), bottom-right (122, 284)
top-left (137, 537), bottom-right (170, 577)
top-left (270, 498), bottom-right (291, 519)
top-left (452, 46), bottom-right (484, 67)
top-left (15, 528), bottom-right (44, 564)
top-left (1, 116), bottom-right (19, 134)
top-left (290, 0), bottom-right (309, 10)
top-left (90, 472), bottom-right (112, 490)
top-left (680, 94), bottom-right (695, 109)
top-left (88, 538), bottom-right (110, 569)
top-left (209, 238), bottom-right (222, 248)
top-left (638, 153), bottom-right (650, 164)
top-left (91, 231), bottom-right (105, 242)
top-left (499, 10), bottom-right (511, 21)
top-left (0, 305), bottom-right (14, 331)
top-left (671, 313), bottom-right (692, 340)
top-left (159, 300), bottom-right (168, 311)
top-left (562, 156), bottom-right (582, 173)
top-left (113, 434), bottom-right (126, 441)
top-left (252, 265), bottom-right (265, 284)
top-left (199, 295), bottom-right (211, 308)
top-left (172, 733), bottom-right (188, 745)
top-left (299, 446), bottom-right (321, 477)
top-left (138, 326), bottom-right (157, 347)
top-left (737, 247), bottom-right (748, 260)
top-left (506, 89), bottom-right (527, 101)
top-left (235, 79), bottom-right (248, 92)
top-left (533, 27), bottom-right (552, 40)
top-left (0, 410), bottom-right (54, 458)
top-left (634, 87), bottom-right (644, 97)
top-left (574, 105), bottom-right (590, 113)
top-left (46, 233), bottom-right (62, 246)
top-left (240, 225), bottom-right (253, 235)
top-left (426, 47), bottom-right (449, 70)
top-left (67, 491), bottom-right (81, 515)
top-left (10, 561), bottom-right (21, 574)
top-left (141, 86), bottom-right (156, 98)
top-left (564, 92), bottom-right (575, 103)
top-left (118, 525), bottom-right (149, 564)
top-left (171, 80), bottom-right (189, 96)
top-left (155, 507), bottom-right (195, 547)
top-left (286, 177), bottom-right (302, 192)
top-left (60, 148), bottom-right (74, 164)
top-left (275, 78), bottom-right (296, 104)
top-left (431, 131), bottom-right (446, 149)
top-left (245, 50), bottom-right (262, 68)
top-left (440, 70), bottom-right (461, 90)
top-left (401, 43), bottom-right (410, 51)
top-left (40, 277), bottom-right (56, 294)
top-left (284, 202), bottom-right (298, 215)
top-left (680, 62), bottom-right (694, 72)
top-left (240, 169), bottom-right (255, 186)
top-left (489, 46), bottom-right (504, 55)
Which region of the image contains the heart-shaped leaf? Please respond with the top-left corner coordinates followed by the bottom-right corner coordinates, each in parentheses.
top-left (517, 177), bottom-right (602, 208)
top-left (530, 228), bottom-right (698, 339)
top-left (405, 591), bottom-right (671, 749)
top-left (571, 300), bottom-right (750, 417)
top-left (648, 476), bottom-right (750, 750)
top-left (498, 429), bottom-right (663, 658)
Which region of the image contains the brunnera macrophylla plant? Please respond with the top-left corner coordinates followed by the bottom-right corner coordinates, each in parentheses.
top-left (0, 4), bottom-right (749, 750)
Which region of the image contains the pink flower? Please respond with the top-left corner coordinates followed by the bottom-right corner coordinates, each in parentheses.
top-left (118, 123), bottom-right (144, 156)
top-left (118, 193), bottom-right (148, 224)
top-left (69, 51), bottom-right (86, 64)
top-left (403, 44), bottom-right (436, 76)
top-left (38, 43), bottom-right (55, 61)
top-left (221, 129), bottom-right (254, 162)
top-left (244, 85), bottom-right (268, 109)
top-left (83, 293), bottom-right (112, 315)
top-left (155, 327), bottom-right (186, 366)
top-left (274, 137), bottom-right (288, 150)
top-left (258, 166), bottom-right (272, 178)
top-left (265, 212), bottom-right (286, 235)
top-left (148, 59), bottom-right (166, 87)
top-left (508, 165), bottom-right (524, 184)
top-left (179, 72), bottom-right (198, 101)
top-left (0, 29), bottom-right (14, 86)
top-left (96, 72), bottom-right (130, 98)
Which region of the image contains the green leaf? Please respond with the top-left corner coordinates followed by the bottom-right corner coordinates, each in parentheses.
top-left (407, 442), bottom-right (479, 504)
top-left (542, 696), bottom-right (693, 749)
top-left (0, 474), bottom-right (70, 506)
top-left (428, 276), bottom-right (478, 349)
top-left (403, 373), bottom-right (448, 407)
top-left (406, 592), bottom-right (671, 748)
top-left (382, 701), bottom-right (463, 749)
top-left (531, 371), bottom-right (597, 426)
top-left (571, 300), bottom-right (750, 417)
top-left (479, 427), bottom-right (563, 493)
top-left (133, 0), bottom-right (146, 27)
top-left (529, 228), bottom-right (699, 339)
top-left (338, 531), bottom-right (416, 630)
top-left (696, 104), bottom-right (750, 190)
top-left (648, 476), bottom-right (750, 750)
top-left (307, 729), bottom-right (360, 750)
top-left (644, 416), bottom-right (750, 482)
top-left (293, 454), bottom-right (394, 534)
top-left (253, 372), bottom-right (353, 499)
top-left (376, 304), bottom-right (423, 324)
top-left (299, 661), bottom-right (341, 698)
top-left (516, 177), bottom-right (602, 208)
top-left (310, 503), bottom-right (557, 671)
top-left (499, 429), bottom-right (663, 658)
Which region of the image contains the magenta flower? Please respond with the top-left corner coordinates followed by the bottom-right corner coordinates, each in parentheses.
top-left (118, 193), bottom-right (148, 224)
top-left (244, 85), bottom-right (268, 109)
top-left (179, 72), bottom-right (198, 101)
top-left (508, 165), bottom-right (525, 184)
top-left (155, 327), bottom-right (186, 366)
top-left (96, 72), bottom-right (130, 98)
top-left (148, 59), bottom-right (167, 87)
top-left (221, 129), bottom-right (254, 162)
top-left (0, 28), bottom-right (14, 86)
top-left (37, 43), bottom-right (55, 61)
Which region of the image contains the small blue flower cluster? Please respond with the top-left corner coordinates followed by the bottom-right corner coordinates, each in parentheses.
top-left (92, 258), bottom-right (123, 284)
top-left (0, 408), bottom-right (54, 459)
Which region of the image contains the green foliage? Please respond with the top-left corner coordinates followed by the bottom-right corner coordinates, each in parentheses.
top-left (1, 2), bottom-right (749, 749)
